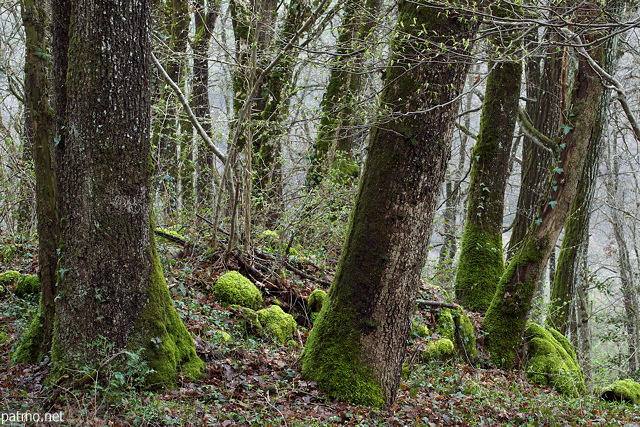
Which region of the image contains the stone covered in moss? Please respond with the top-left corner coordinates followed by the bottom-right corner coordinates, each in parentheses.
top-left (421, 338), bottom-right (455, 362)
top-left (411, 322), bottom-right (430, 338)
top-left (435, 308), bottom-right (477, 363)
top-left (256, 305), bottom-right (297, 344)
top-left (213, 271), bottom-right (263, 310)
top-left (15, 274), bottom-right (40, 296)
top-left (0, 270), bottom-right (22, 287)
top-left (600, 379), bottom-right (640, 405)
top-left (308, 289), bottom-right (326, 323)
top-left (524, 323), bottom-right (586, 397)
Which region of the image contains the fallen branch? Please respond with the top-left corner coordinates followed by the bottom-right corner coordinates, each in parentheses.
top-left (416, 299), bottom-right (461, 310)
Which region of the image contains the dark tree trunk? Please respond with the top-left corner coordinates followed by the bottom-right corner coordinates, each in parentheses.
top-left (51, 0), bottom-right (203, 386)
top-left (12, 0), bottom-right (59, 363)
top-left (301, 0), bottom-right (482, 407)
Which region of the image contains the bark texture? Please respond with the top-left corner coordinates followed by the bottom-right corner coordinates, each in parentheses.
top-left (302, 0), bottom-right (481, 407)
top-left (51, 0), bottom-right (203, 385)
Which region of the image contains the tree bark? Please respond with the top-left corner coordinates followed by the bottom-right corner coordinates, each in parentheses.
top-left (301, 0), bottom-right (481, 407)
top-left (51, 0), bottom-right (203, 385)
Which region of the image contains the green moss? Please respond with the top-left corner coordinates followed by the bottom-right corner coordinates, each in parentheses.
top-left (0, 245), bottom-right (18, 262)
top-left (155, 227), bottom-right (186, 244)
top-left (421, 338), bottom-right (455, 362)
top-left (0, 270), bottom-right (22, 286)
top-left (435, 308), bottom-right (477, 363)
top-left (455, 224), bottom-right (504, 312)
top-left (256, 305), bottom-right (297, 344)
top-left (213, 271), bottom-right (263, 310)
top-left (211, 329), bottom-right (231, 342)
top-left (411, 322), bottom-right (430, 338)
top-left (524, 323), bottom-right (585, 397)
top-left (0, 285), bottom-right (4, 296)
top-left (308, 289), bottom-right (327, 314)
top-left (301, 295), bottom-right (385, 408)
top-left (12, 307), bottom-right (47, 364)
top-left (129, 243), bottom-right (204, 387)
top-left (15, 274), bottom-right (41, 297)
top-left (600, 379), bottom-right (640, 405)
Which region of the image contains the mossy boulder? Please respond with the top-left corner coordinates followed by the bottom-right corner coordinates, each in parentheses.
top-left (421, 338), bottom-right (455, 362)
top-left (308, 289), bottom-right (327, 323)
top-left (412, 322), bottom-right (430, 338)
top-left (435, 308), bottom-right (477, 363)
top-left (256, 305), bottom-right (297, 344)
top-left (524, 323), bottom-right (586, 397)
top-left (0, 270), bottom-right (22, 287)
top-left (600, 379), bottom-right (640, 405)
top-left (15, 274), bottom-right (40, 297)
top-left (213, 271), bottom-right (263, 310)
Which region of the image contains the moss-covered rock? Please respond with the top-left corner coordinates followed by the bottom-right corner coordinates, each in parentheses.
top-left (15, 274), bottom-right (40, 296)
top-left (435, 308), bottom-right (477, 363)
top-left (213, 271), bottom-right (263, 310)
top-left (600, 379), bottom-right (640, 405)
top-left (0, 270), bottom-right (22, 287)
top-left (256, 305), bottom-right (297, 344)
top-left (411, 322), bottom-right (430, 338)
top-left (524, 323), bottom-right (586, 397)
top-left (308, 289), bottom-right (327, 323)
top-left (421, 338), bottom-right (455, 362)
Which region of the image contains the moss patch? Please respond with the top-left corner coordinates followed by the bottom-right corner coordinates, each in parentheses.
top-left (0, 271), bottom-right (22, 287)
top-left (256, 305), bottom-right (297, 344)
top-left (301, 295), bottom-right (385, 408)
top-left (12, 307), bottom-right (47, 364)
top-left (421, 338), bottom-right (455, 362)
top-left (524, 323), bottom-right (586, 397)
top-left (308, 289), bottom-right (326, 323)
top-left (435, 308), bottom-right (477, 363)
top-left (600, 379), bottom-right (640, 405)
top-left (15, 274), bottom-right (41, 297)
top-left (213, 271), bottom-right (263, 310)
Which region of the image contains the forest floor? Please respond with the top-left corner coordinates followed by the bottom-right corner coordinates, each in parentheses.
top-left (0, 235), bottom-right (639, 426)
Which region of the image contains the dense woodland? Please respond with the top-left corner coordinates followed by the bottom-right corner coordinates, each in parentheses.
top-left (1, 0), bottom-right (640, 424)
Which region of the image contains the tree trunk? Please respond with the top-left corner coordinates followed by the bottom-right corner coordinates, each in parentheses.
top-left (301, 0), bottom-right (481, 407)
top-left (51, 0), bottom-right (203, 386)
top-left (455, 58), bottom-right (522, 312)
top-left (306, 0), bottom-right (380, 186)
top-left (12, 0), bottom-right (59, 363)
top-left (483, 3), bottom-right (606, 369)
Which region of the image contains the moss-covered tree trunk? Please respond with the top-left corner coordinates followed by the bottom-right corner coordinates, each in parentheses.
top-left (301, 0), bottom-right (481, 407)
top-left (454, 58), bottom-right (522, 312)
top-left (12, 0), bottom-right (59, 363)
top-left (51, 0), bottom-right (203, 385)
top-left (482, 3), bottom-right (606, 369)
top-left (306, 0), bottom-right (380, 186)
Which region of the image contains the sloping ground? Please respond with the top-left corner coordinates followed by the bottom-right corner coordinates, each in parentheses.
top-left (0, 237), bottom-right (638, 426)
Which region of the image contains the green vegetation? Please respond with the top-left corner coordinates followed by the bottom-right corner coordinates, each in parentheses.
top-left (524, 323), bottom-right (586, 397)
top-left (421, 338), bottom-right (455, 362)
top-left (212, 271), bottom-right (264, 310)
top-left (600, 379), bottom-right (640, 405)
top-left (255, 305), bottom-right (297, 344)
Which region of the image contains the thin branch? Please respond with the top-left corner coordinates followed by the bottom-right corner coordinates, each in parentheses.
top-left (150, 52), bottom-right (227, 163)
top-left (517, 107), bottom-right (559, 156)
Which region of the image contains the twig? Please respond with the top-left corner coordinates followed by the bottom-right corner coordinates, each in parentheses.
top-left (416, 299), bottom-right (461, 310)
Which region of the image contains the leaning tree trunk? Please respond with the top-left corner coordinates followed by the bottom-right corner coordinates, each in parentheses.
top-left (301, 0), bottom-right (482, 407)
top-left (454, 56), bottom-right (522, 312)
top-left (12, 0), bottom-right (59, 364)
top-left (483, 3), bottom-right (607, 369)
top-left (50, 0), bottom-right (203, 386)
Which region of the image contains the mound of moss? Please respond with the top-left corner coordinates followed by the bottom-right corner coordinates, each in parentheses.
top-left (213, 271), bottom-right (263, 310)
top-left (524, 323), bottom-right (586, 397)
top-left (421, 338), bottom-right (455, 362)
top-left (0, 270), bottom-right (22, 287)
top-left (308, 289), bottom-right (326, 323)
top-left (15, 274), bottom-right (40, 297)
top-left (256, 305), bottom-right (297, 344)
top-left (600, 379), bottom-right (640, 405)
top-left (434, 308), bottom-right (477, 363)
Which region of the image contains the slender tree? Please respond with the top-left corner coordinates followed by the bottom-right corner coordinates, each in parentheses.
top-left (455, 2), bottom-right (523, 312)
top-left (50, 0), bottom-right (203, 385)
top-left (302, 0), bottom-right (482, 407)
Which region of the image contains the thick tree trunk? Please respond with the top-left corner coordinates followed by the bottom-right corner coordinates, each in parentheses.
top-left (455, 59), bottom-right (522, 312)
top-left (12, 0), bottom-right (59, 363)
top-left (51, 0), bottom-right (203, 386)
top-left (302, 0), bottom-right (481, 407)
top-left (483, 4), bottom-right (606, 369)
